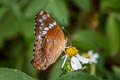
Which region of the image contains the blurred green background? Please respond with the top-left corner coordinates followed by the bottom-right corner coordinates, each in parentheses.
top-left (0, 0), bottom-right (120, 80)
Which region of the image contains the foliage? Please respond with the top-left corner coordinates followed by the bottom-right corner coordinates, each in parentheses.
top-left (57, 72), bottom-right (102, 80)
top-left (0, 68), bottom-right (36, 80)
top-left (0, 0), bottom-right (120, 80)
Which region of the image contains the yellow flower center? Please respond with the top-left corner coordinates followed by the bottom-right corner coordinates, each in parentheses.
top-left (65, 47), bottom-right (78, 57)
top-left (83, 53), bottom-right (90, 58)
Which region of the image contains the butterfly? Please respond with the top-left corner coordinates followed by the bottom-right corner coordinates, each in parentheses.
top-left (31, 10), bottom-right (67, 70)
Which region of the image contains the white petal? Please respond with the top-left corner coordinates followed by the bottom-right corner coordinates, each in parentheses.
top-left (90, 53), bottom-right (99, 63)
top-left (61, 55), bottom-right (68, 68)
top-left (90, 58), bottom-right (97, 63)
top-left (61, 55), bottom-right (66, 59)
top-left (75, 54), bottom-right (89, 64)
top-left (92, 53), bottom-right (99, 59)
top-left (71, 56), bottom-right (82, 70)
top-left (88, 50), bottom-right (93, 57)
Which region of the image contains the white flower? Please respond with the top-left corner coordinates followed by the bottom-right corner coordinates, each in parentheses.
top-left (61, 53), bottom-right (89, 70)
top-left (87, 50), bottom-right (99, 64)
top-left (71, 56), bottom-right (82, 70)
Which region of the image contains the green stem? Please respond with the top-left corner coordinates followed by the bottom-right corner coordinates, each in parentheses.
top-left (90, 63), bottom-right (96, 75)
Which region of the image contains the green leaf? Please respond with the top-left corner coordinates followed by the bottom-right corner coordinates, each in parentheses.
top-left (0, 68), bottom-right (36, 80)
top-left (73, 0), bottom-right (91, 12)
top-left (20, 19), bottom-right (34, 40)
top-left (106, 13), bottom-right (120, 55)
top-left (46, 0), bottom-right (69, 26)
top-left (10, 3), bottom-right (22, 19)
top-left (48, 58), bottom-right (63, 80)
top-left (0, 7), bottom-right (8, 20)
top-left (24, 0), bottom-right (48, 17)
top-left (71, 30), bottom-right (108, 52)
top-left (24, 0), bottom-right (69, 26)
top-left (105, 70), bottom-right (120, 80)
top-left (101, 0), bottom-right (120, 12)
top-left (8, 42), bottom-right (24, 69)
top-left (0, 38), bottom-right (4, 48)
top-left (0, 14), bottom-right (20, 39)
top-left (0, 0), bottom-right (9, 5)
top-left (113, 66), bottom-right (120, 78)
top-left (23, 40), bottom-right (39, 78)
top-left (57, 72), bottom-right (102, 80)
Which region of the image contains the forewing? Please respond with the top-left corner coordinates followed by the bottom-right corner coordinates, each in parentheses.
top-left (32, 11), bottom-right (67, 70)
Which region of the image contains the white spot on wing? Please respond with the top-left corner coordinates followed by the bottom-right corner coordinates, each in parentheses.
top-left (41, 23), bottom-right (44, 26)
top-left (44, 27), bottom-right (49, 30)
top-left (49, 23), bottom-right (54, 27)
top-left (39, 27), bottom-right (42, 30)
top-left (48, 26), bottom-right (52, 29)
top-left (47, 39), bottom-right (49, 42)
top-left (34, 26), bottom-right (35, 29)
top-left (39, 19), bottom-right (42, 22)
top-left (38, 35), bottom-right (42, 40)
top-left (42, 31), bottom-right (47, 34)
top-left (40, 11), bottom-right (43, 15)
top-left (47, 14), bottom-right (50, 17)
top-left (53, 21), bottom-right (56, 26)
top-left (42, 15), bottom-right (47, 20)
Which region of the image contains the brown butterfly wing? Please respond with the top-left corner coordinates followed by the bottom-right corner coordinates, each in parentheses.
top-left (32, 11), bottom-right (67, 70)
